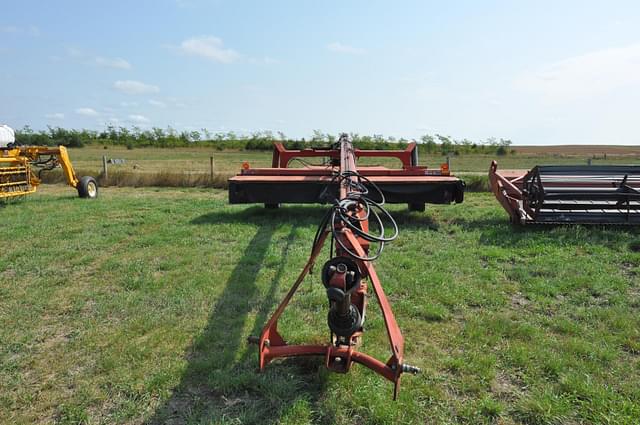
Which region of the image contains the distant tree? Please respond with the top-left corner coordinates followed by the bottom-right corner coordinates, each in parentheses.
top-left (460, 138), bottom-right (473, 153)
top-left (420, 134), bottom-right (437, 153)
top-left (437, 134), bottom-right (454, 155)
top-left (21, 125), bottom-right (34, 136)
top-left (311, 129), bottom-right (325, 143)
top-left (10, 123), bottom-right (517, 154)
top-left (495, 138), bottom-right (512, 155)
top-left (190, 130), bottom-right (201, 142)
top-left (153, 127), bottom-right (165, 140)
top-left (201, 128), bottom-right (212, 140)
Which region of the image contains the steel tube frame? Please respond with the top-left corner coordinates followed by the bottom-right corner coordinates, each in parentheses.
top-left (256, 137), bottom-right (409, 399)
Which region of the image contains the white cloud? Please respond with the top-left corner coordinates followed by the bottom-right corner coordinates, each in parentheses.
top-left (1, 25), bottom-right (19, 33)
top-left (515, 43), bottom-right (640, 101)
top-left (113, 80), bottom-right (160, 95)
top-left (177, 36), bottom-right (240, 63)
top-left (120, 101), bottom-right (139, 107)
top-left (128, 114), bottom-right (150, 123)
top-left (95, 56), bottom-right (131, 69)
top-left (326, 42), bottom-right (365, 55)
top-left (75, 108), bottom-right (99, 117)
top-left (148, 99), bottom-right (166, 108)
top-left (45, 113), bottom-right (65, 120)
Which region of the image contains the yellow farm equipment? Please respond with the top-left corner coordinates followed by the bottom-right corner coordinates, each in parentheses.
top-left (0, 145), bottom-right (98, 199)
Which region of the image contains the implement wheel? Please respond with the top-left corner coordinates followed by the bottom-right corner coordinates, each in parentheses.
top-left (408, 203), bottom-right (425, 212)
top-left (77, 176), bottom-right (99, 199)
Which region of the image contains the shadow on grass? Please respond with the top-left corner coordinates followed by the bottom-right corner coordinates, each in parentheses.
top-left (147, 212), bottom-right (330, 425)
top-left (194, 204), bottom-right (444, 233)
top-left (191, 205), bottom-right (327, 227)
top-left (449, 215), bottom-right (640, 249)
top-left (195, 203), bottom-right (640, 251)
top-left (392, 210), bottom-right (441, 231)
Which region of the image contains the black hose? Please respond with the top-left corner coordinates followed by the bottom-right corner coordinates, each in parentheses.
top-left (311, 168), bottom-right (398, 262)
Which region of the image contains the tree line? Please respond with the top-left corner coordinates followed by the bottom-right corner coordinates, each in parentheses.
top-left (15, 126), bottom-right (513, 155)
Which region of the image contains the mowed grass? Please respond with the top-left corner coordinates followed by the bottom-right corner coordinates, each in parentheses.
top-left (67, 147), bottom-right (274, 175)
top-left (66, 145), bottom-right (640, 178)
top-left (1, 186), bottom-right (640, 424)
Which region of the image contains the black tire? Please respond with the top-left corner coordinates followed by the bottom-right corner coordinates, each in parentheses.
top-left (77, 176), bottom-right (99, 199)
top-left (264, 203), bottom-right (280, 209)
top-left (408, 202), bottom-right (425, 212)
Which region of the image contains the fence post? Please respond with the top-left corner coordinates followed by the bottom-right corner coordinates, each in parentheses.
top-left (210, 155), bottom-right (215, 180)
top-left (446, 155), bottom-right (450, 169)
top-left (102, 155), bottom-right (108, 180)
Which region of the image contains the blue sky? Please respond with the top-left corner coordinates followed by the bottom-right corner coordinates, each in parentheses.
top-left (2, 0), bottom-right (640, 144)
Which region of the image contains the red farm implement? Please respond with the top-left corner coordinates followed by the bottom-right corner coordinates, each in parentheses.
top-left (489, 161), bottom-right (640, 224)
top-left (238, 136), bottom-right (464, 399)
top-left (229, 139), bottom-right (464, 211)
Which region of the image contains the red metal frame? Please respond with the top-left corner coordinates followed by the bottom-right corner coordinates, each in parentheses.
top-left (488, 161), bottom-right (528, 223)
top-left (489, 160), bottom-right (640, 224)
top-left (271, 141), bottom-right (419, 170)
top-left (230, 141), bottom-right (465, 207)
top-left (255, 138), bottom-right (413, 399)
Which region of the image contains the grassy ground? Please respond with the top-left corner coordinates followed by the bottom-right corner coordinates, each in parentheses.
top-left (67, 146), bottom-right (273, 175)
top-left (49, 145), bottom-right (640, 193)
top-left (1, 186), bottom-right (640, 424)
top-left (66, 145), bottom-right (640, 177)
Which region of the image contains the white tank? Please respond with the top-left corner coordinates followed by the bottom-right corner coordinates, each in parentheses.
top-left (0, 125), bottom-right (15, 148)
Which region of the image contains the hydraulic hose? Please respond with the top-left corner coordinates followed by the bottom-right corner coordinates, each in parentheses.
top-left (312, 169), bottom-right (398, 261)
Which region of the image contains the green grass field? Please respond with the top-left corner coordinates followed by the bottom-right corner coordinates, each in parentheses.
top-left (53, 145), bottom-right (640, 194)
top-left (1, 186), bottom-right (640, 424)
top-left (66, 145), bottom-right (640, 177)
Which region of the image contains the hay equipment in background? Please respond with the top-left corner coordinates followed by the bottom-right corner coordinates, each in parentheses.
top-left (0, 125), bottom-right (98, 199)
top-left (229, 139), bottom-right (464, 211)
top-left (489, 161), bottom-right (640, 224)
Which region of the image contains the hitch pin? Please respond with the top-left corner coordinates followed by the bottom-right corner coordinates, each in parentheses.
top-left (401, 364), bottom-right (421, 375)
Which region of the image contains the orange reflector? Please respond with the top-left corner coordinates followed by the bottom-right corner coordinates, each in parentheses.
top-left (440, 163), bottom-right (450, 175)
top-left (242, 161), bottom-right (250, 170)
